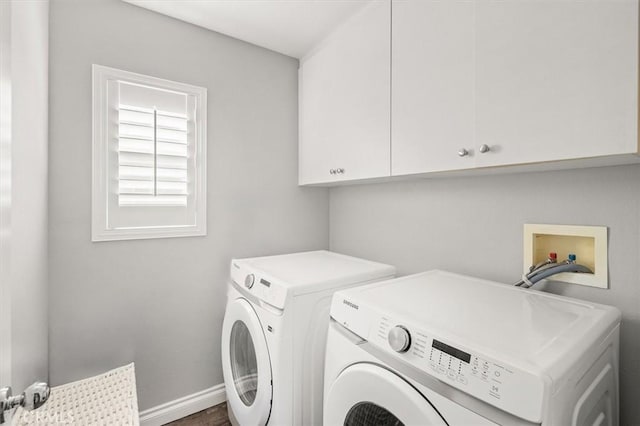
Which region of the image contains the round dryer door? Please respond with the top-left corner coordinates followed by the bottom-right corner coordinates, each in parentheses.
top-left (222, 298), bottom-right (272, 425)
top-left (324, 363), bottom-right (447, 426)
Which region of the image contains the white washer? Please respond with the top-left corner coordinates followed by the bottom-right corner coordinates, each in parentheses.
top-left (325, 270), bottom-right (621, 426)
top-left (221, 250), bottom-right (395, 426)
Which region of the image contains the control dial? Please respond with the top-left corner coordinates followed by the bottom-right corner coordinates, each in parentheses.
top-left (244, 274), bottom-right (255, 289)
top-left (388, 325), bottom-right (411, 353)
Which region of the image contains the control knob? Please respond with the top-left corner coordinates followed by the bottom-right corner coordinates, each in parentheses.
top-left (244, 274), bottom-right (255, 289)
top-left (388, 325), bottom-right (411, 353)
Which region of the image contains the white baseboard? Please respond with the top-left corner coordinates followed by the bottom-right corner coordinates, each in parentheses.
top-left (139, 384), bottom-right (226, 426)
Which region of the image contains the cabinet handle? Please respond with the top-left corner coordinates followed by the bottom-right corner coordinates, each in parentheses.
top-left (458, 148), bottom-right (469, 157)
top-left (479, 144), bottom-right (491, 153)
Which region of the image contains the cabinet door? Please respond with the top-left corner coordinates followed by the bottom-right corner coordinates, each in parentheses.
top-left (299, 0), bottom-right (391, 185)
top-left (391, 0), bottom-right (475, 175)
top-left (475, 0), bottom-right (638, 168)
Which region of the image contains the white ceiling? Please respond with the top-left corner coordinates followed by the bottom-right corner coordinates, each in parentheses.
top-left (123, 0), bottom-right (372, 58)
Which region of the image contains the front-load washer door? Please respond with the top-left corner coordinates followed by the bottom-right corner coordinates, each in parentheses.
top-left (222, 298), bottom-right (272, 426)
top-left (324, 363), bottom-right (447, 426)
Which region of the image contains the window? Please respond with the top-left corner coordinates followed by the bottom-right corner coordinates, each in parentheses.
top-left (92, 65), bottom-right (207, 241)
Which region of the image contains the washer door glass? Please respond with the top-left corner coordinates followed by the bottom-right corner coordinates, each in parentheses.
top-left (230, 320), bottom-right (258, 406)
top-left (324, 363), bottom-right (447, 425)
top-left (345, 402), bottom-right (404, 426)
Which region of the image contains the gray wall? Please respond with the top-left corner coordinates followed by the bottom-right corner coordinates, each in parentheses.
top-left (330, 164), bottom-right (640, 424)
top-left (48, 0), bottom-right (328, 411)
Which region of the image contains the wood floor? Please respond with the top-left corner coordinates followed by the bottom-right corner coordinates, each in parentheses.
top-left (165, 402), bottom-right (231, 426)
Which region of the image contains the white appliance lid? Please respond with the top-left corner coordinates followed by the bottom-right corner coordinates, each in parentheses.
top-left (234, 250), bottom-right (395, 294)
top-left (340, 270), bottom-right (620, 373)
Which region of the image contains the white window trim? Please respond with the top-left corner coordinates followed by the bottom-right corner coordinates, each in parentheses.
top-left (92, 64), bottom-right (207, 241)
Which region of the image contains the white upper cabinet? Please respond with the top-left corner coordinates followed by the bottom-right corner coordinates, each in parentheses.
top-left (299, 0), bottom-right (391, 185)
top-left (475, 0), bottom-right (638, 168)
top-left (391, 0), bottom-right (475, 176)
top-left (299, 0), bottom-right (639, 185)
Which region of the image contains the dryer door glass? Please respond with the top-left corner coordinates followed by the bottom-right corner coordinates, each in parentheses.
top-left (345, 402), bottom-right (404, 426)
top-left (222, 297), bottom-right (272, 426)
top-left (230, 320), bottom-right (258, 406)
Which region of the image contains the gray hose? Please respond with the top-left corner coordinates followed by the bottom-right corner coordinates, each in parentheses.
top-left (518, 263), bottom-right (592, 288)
top-left (529, 259), bottom-right (554, 273)
top-left (515, 261), bottom-right (564, 286)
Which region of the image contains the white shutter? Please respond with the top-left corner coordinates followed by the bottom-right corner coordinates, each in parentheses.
top-left (117, 82), bottom-right (190, 206)
top-left (92, 65), bottom-right (207, 241)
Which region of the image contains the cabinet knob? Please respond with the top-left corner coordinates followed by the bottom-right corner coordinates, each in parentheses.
top-left (336, 168), bottom-right (345, 174)
top-left (458, 148), bottom-right (469, 157)
top-left (479, 144), bottom-right (491, 153)
top-left (329, 169), bottom-right (336, 175)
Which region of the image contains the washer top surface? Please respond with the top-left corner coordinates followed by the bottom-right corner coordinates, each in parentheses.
top-left (335, 270), bottom-right (620, 373)
top-left (231, 251), bottom-right (395, 305)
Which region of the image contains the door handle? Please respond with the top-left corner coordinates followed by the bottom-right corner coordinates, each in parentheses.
top-left (0, 382), bottom-right (50, 424)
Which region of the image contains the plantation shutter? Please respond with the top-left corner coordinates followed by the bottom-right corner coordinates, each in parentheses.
top-left (117, 81), bottom-right (191, 207)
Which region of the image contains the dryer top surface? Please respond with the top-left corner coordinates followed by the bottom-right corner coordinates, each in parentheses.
top-left (232, 250), bottom-right (395, 301)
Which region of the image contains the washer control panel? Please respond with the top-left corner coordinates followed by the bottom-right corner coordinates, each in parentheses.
top-left (373, 316), bottom-right (544, 423)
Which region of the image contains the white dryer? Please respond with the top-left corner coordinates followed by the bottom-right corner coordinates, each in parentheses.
top-left (221, 250), bottom-right (395, 426)
top-left (325, 270), bottom-right (621, 426)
